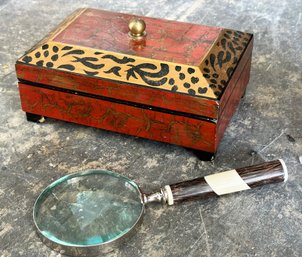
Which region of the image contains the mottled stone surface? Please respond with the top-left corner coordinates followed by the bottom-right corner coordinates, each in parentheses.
top-left (0, 0), bottom-right (301, 257)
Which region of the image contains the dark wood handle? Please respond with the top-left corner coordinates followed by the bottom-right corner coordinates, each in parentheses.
top-left (168, 159), bottom-right (287, 204)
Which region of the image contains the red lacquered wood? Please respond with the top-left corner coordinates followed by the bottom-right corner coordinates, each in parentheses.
top-left (53, 8), bottom-right (222, 66)
top-left (218, 37), bottom-right (254, 113)
top-left (15, 63), bottom-right (219, 119)
top-left (214, 37), bottom-right (253, 148)
top-left (215, 57), bottom-right (252, 148)
top-left (15, 8), bottom-right (254, 155)
top-left (18, 83), bottom-right (216, 152)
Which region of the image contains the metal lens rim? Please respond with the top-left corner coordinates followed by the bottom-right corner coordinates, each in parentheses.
top-left (33, 169), bottom-right (145, 254)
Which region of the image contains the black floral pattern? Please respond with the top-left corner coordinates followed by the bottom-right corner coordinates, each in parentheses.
top-left (18, 29), bottom-right (251, 99)
top-left (201, 30), bottom-right (251, 97)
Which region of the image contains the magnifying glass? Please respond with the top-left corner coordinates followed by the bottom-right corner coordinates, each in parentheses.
top-left (33, 159), bottom-right (287, 256)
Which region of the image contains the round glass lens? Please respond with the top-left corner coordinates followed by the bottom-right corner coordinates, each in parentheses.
top-left (34, 170), bottom-right (144, 246)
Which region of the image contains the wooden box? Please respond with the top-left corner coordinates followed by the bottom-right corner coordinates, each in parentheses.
top-left (15, 8), bottom-right (253, 159)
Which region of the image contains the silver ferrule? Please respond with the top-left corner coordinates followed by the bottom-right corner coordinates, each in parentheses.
top-left (143, 187), bottom-right (169, 205)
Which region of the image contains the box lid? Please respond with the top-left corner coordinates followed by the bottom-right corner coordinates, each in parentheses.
top-left (16, 8), bottom-right (252, 120)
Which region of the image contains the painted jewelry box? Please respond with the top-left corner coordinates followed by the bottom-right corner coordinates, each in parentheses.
top-left (15, 8), bottom-right (253, 159)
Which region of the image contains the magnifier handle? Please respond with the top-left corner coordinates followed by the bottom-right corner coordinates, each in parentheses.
top-left (163, 159), bottom-right (287, 205)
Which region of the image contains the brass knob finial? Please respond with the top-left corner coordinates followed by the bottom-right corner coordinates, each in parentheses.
top-left (128, 18), bottom-right (146, 39)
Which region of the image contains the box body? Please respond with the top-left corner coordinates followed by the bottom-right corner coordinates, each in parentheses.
top-left (15, 8), bottom-right (253, 157)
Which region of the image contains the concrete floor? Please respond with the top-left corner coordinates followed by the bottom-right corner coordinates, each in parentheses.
top-left (0, 0), bottom-right (301, 256)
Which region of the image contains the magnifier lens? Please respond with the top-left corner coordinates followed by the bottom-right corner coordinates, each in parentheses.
top-left (34, 170), bottom-right (144, 247)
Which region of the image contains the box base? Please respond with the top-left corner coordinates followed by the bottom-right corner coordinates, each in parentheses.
top-left (25, 111), bottom-right (216, 161)
top-left (19, 83), bottom-right (217, 154)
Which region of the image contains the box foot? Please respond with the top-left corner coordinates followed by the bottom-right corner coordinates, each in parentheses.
top-left (185, 148), bottom-right (215, 161)
top-left (26, 113), bottom-right (46, 123)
